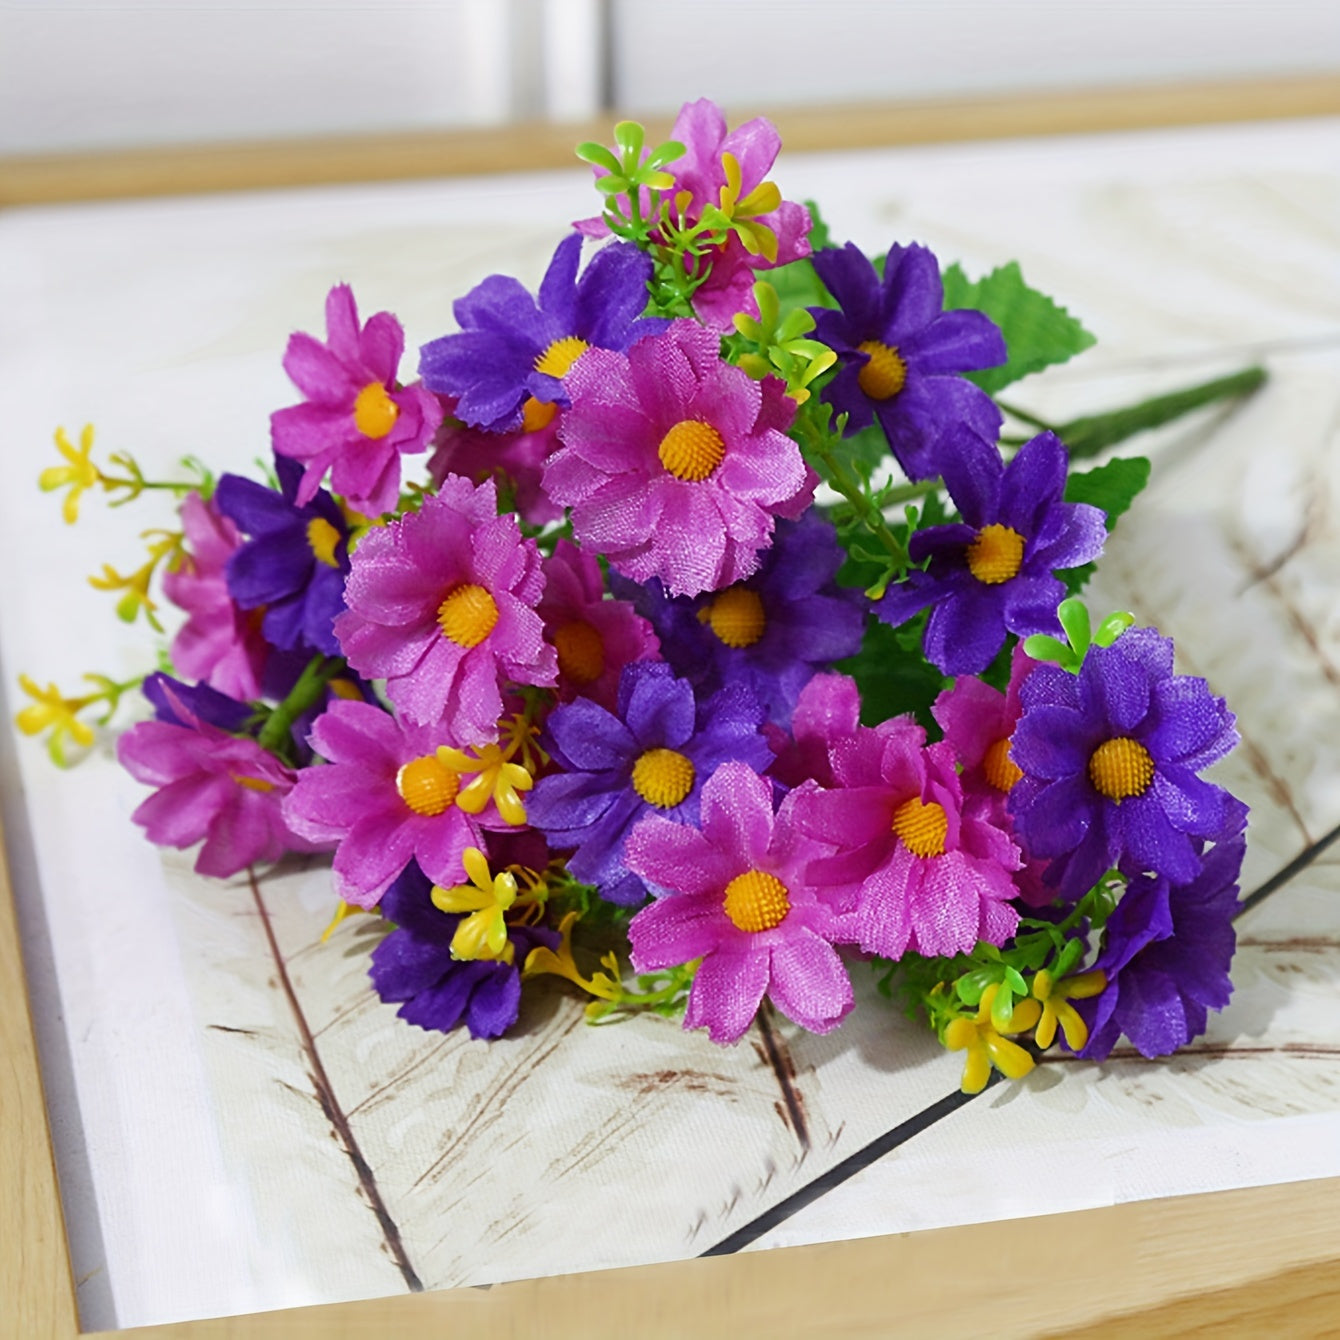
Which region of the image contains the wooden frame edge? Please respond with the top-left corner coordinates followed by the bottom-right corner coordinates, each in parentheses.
top-left (0, 811), bottom-right (79, 1336)
top-left (91, 1175), bottom-right (1340, 1338)
top-left (1, 72), bottom-right (1338, 208)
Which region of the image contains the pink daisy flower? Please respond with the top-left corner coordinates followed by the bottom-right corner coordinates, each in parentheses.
top-left (766, 671), bottom-right (863, 791)
top-left (162, 491), bottom-right (268, 701)
top-left (427, 395), bottom-right (565, 529)
top-left (271, 284), bottom-right (443, 518)
top-left (283, 698), bottom-right (502, 909)
top-left (544, 321), bottom-right (815, 597)
top-left (932, 648), bottom-right (1054, 907)
top-left (932, 645), bottom-right (1037, 823)
top-left (118, 684), bottom-right (309, 879)
top-left (538, 539), bottom-right (659, 710)
top-left (792, 717), bottom-right (1021, 959)
top-left (625, 761), bottom-right (853, 1045)
top-left (657, 98), bottom-right (813, 329)
top-left (333, 474), bottom-right (556, 743)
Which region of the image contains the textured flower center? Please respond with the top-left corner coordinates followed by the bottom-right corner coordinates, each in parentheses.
top-left (353, 381), bottom-right (400, 439)
top-left (437, 583), bottom-right (499, 648)
top-left (396, 754), bottom-right (461, 816)
top-left (706, 586), bottom-right (766, 648)
top-left (630, 747), bottom-right (696, 808)
top-left (520, 395), bottom-right (558, 433)
top-left (658, 420), bottom-right (725, 482)
top-left (233, 774), bottom-right (276, 793)
top-left (967, 524), bottom-right (1025, 585)
top-left (856, 341), bottom-right (907, 400)
top-left (305, 516), bottom-right (343, 568)
top-left (553, 620), bottom-right (605, 684)
top-left (722, 869), bottom-right (791, 934)
top-left (1088, 737), bottom-right (1155, 801)
top-left (891, 797), bottom-right (948, 857)
top-left (982, 736), bottom-right (1023, 792)
top-left (534, 336), bottom-right (589, 379)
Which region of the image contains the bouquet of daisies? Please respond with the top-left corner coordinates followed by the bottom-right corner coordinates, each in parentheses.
top-left (21, 100), bottom-right (1261, 1092)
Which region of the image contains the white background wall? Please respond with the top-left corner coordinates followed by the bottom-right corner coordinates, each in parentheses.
top-left (2, 0), bottom-right (1338, 157)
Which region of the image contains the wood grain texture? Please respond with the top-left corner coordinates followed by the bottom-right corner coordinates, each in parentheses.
top-left (89, 1177), bottom-right (1340, 1339)
top-left (0, 811), bottom-right (79, 1336)
top-left (0, 73), bottom-right (1338, 207)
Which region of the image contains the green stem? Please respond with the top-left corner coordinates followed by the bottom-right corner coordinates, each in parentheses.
top-left (1003, 365), bottom-right (1267, 460)
top-left (257, 654), bottom-right (342, 756)
top-left (996, 401), bottom-right (1057, 432)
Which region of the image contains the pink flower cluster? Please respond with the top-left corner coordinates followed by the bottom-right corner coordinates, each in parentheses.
top-left (623, 661), bottom-right (1042, 1045)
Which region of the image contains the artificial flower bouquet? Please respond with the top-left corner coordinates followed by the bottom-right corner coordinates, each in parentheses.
top-left (21, 100), bottom-right (1265, 1094)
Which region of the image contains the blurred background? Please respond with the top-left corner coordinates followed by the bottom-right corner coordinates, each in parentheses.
top-left (4, 0), bottom-right (1340, 158)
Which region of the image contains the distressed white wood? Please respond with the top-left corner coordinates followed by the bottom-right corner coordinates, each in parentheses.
top-left (1, 115), bottom-right (1339, 1328)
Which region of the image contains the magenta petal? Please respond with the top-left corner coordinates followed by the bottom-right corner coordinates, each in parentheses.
top-left (624, 816), bottom-right (733, 897)
top-left (855, 847), bottom-right (917, 958)
top-left (766, 931), bottom-right (853, 1033)
top-left (628, 891), bottom-right (724, 971)
top-left (684, 943), bottom-right (770, 1044)
top-left (699, 761), bottom-right (775, 866)
top-left (334, 810), bottom-right (419, 907)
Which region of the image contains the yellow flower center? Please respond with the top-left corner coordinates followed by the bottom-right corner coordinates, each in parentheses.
top-left (233, 774), bottom-right (276, 793)
top-left (327, 677), bottom-right (364, 701)
top-left (437, 583), bottom-right (499, 648)
top-left (723, 869), bottom-right (791, 933)
top-left (353, 381), bottom-right (400, 439)
top-left (630, 747), bottom-right (696, 808)
top-left (658, 420), bottom-right (725, 482)
top-left (553, 620), bottom-right (605, 684)
top-left (1088, 737), bottom-right (1155, 801)
top-left (396, 754), bottom-right (461, 817)
top-left (704, 586), bottom-right (766, 648)
top-left (966, 524), bottom-right (1025, 585)
top-left (982, 736), bottom-right (1023, 792)
top-left (306, 516), bottom-right (343, 569)
top-left (534, 336), bottom-right (589, 379)
top-left (891, 797), bottom-right (948, 857)
top-left (520, 395), bottom-right (559, 433)
top-left (856, 340), bottom-right (907, 400)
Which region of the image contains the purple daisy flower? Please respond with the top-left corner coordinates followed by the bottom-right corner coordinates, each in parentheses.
top-left (544, 320), bottom-right (816, 597)
top-left (809, 241), bottom-right (1006, 480)
top-left (792, 717), bottom-right (1021, 956)
top-left (624, 761), bottom-right (853, 1045)
top-left (617, 513), bottom-right (865, 727)
top-left (333, 473), bottom-right (556, 743)
top-left (1078, 834), bottom-right (1244, 1060)
top-left (271, 284), bottom-right (442, 519)
top-left (876, 430), bottom-right (1107, 676)
top-left (526, 661), bottom-right (774, 906)
top-left (216, 455), bottom-right (351, 658)
top-left (369, 860), bottom-right (557, 1040)
top-left (118, 677), bottom-right (312, 878)
top-left (418, 234), bottom-right (669, 433)
top-left (283, 698), bottom-right (503, 909)
top-left (1009, 627), bottom-right (1247, 902)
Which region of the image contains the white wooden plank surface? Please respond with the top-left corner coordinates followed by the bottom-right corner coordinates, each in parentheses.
top-left (1, 115), bottom-right (1338, 1328)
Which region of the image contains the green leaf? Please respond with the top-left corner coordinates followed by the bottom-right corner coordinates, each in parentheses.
top-left (1003, 965), bottom-right (1029, 997)
top-left (835, 615), bottom-right (948, 733)
top-left (990, 983), bottom-right (1017, 1031)
top-left (575, 141), bottom-right (621, 174)
top-left (942, 261), bottom-right (1095, 395)
top-left (1064, 456), bottom-right (1151, 530)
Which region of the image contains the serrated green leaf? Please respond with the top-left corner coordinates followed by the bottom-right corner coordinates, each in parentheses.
top-left (835, 615), bottom-right (948, 732)
top-left (1064, 455), bottom-right (1151, 531)
top-left (943, 261), bottom-right (1095, 394)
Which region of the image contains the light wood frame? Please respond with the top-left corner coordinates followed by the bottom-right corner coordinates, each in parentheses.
top-left (3, 74), bottom-right (1340, 1338)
